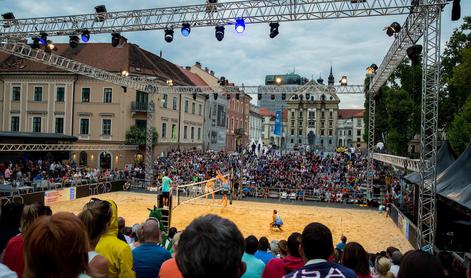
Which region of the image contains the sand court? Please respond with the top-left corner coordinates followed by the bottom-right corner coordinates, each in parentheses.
top-left (49, 191), bottom-right (413, 253)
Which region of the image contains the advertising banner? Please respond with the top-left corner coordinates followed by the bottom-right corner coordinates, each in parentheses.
top-left (44, 187), bottom-right (76, 206)
top-left (274, 111), bottom-right (282, 136)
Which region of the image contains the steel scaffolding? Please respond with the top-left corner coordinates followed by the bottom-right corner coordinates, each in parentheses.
top-left (0, 144), bottom-right (138, 152)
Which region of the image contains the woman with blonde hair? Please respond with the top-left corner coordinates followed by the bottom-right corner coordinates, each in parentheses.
top-left (374, 257), bottom-right (394, 278)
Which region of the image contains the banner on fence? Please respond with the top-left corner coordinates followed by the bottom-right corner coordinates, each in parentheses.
top-left (403, 218), bottom-right (409, 240)
top-left (44, 187), bottom-right (76, 205)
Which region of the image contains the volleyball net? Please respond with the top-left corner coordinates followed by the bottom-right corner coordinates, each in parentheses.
top-left (173, 174), bottom-right (230, 208)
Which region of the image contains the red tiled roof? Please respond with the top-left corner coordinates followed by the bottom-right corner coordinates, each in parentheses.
top-left (0, 43), bottom-right (193, 86)
top-left (338, 109), bottom-right (364, 119)
top-left (259, 107), bottom-right (275, 117)
top-left (179, 67), bottom-right (209, 86)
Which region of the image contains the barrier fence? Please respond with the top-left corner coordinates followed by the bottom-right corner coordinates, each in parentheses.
top-left (389, 204), bottom-right (419, 249)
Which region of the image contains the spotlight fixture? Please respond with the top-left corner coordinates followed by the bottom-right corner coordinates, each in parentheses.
top-left (39, 33), bottom-right (48, 45)
top-left (235, 18), bottom-right (245, 33)
top-left (69, 35), bottom-right (80, 48)
top-left (31, 38), bottom-right (40, 49)
top-left (2, 12), bottom-right (15, 28)
top-left (406, 44), bottom-right (423, 66)
top-left (258, 94), bottom-right (262, 100)
top-left (213, 93), bottom-right (218, 100)
top-left (111, 33), bottom-right (127, 48)
top-left (385, 22), bottom-right (401, 37)
top-left (193, 93), bottom-right (197, 100)
top-left (218, 76), bottom-right (227, 86)
top-left (94, 5), bottom-right (107, 22)
top-left (45, 40), bottom-right (57, 52)
top-left (81, 30), bottom-right (90, 43)
top-left (215, 26), bottom-right (225, 41)
top-left (166, 79), bottom-right (174, 86)
top-left (367, 64), bottom-right (378, 75)
top-left (340, 76), bottom-right (348, 86)
top-left (275, 76), bottom-right (283, 85)
top-left (271, 94), bottom-right (275, 100)
top-left (181, 23), bottom-right (191, 37)
top-left (165, 29), bottom-right (174, 43)
top-left (281, 93), bottom-right (286, 100)
top-left (120, 69), bottom-right (129, 77)
top-left (269, 22), bottom-right (279, 38)
top-left (451, 0), bottom-right (461, 21)
top-left (206, 0), bottom-right (218, 13)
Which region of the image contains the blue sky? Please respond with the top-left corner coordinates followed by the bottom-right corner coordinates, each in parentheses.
top-left (2, 0), bottom-right (469, 108)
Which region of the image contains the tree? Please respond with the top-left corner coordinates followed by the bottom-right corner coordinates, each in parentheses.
top-left (125, 125), bottom-right (158, 146)
top-left (448, 95), bottom-right (471, 155)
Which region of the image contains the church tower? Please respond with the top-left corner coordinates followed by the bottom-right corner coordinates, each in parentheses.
top-left (328, 66), bottom-right (335, 86)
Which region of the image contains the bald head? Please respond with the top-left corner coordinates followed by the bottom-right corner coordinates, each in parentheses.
top-left (142, 219), bottom-right (160, 242)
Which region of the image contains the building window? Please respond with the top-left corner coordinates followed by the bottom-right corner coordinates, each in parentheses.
top-left (102, 119), bottom-right (111, 135)
top-left (321, 130), bottom-right (325, 136)
top-left (184, 126), bottom-right (188, 139)
top-left (291, 139), bottom-right (294, 143)
top-left (321, 139), bottom-right (324, 145)
top-left (56, 87), bottom-right (65, 102)
top-left (298, 129), bottom-right (303, 136)
top-left (55, 118), bottom-right (64, 134)
top-left (12, 86), bottom-right (20, 101)
top-left (198, 127), bottom-right (201, 140)
top-left (299, 111), bottom-right (303, 118)
top-left (329, 130), bottom-right (333, 136)
top-left (308, 111), bottom-right (315, 119)
top-left (11, 116), bottom-right (19, 132)
top-left (135, 120), bottom-right (146, 130)
top-left (291, 111), bottom-right (295, 118)
top-left (82, 88), bottom-right (90, 103)
top-left (321, 111), bottom-right (325, 119)
top-left (172, 124), bottom-right (177, 139)
top-left (291, 129), bottom-right (294, 136)
top-left (298, 138), bottom-right (302, 144)
top-left (34, 87), bottom-right (42, 101)
top-left (357, 129), bottom-right (361, 136)
top-left (199, 104), bottom-right (202, 116)
top-left (357, 137), bottom-right (361, 142)
top-left (329, 111), bottom-right (333, 119)
top-left (231, 118), bottom-right (234, 130)
top-left (357, 120), bottom-right (362, 127)
top-left (162, 94), bottom-right (168, 108)
top-left (80, 119), bottom-right (89, 135)
top-left (348, 130), bottom-right (352, 136)
top-left (192, 102), bottom-right (195, 114)
top-left (329, 121), bottom-right (333, 128)
top-left (32, 117), bottom-right (41, 133)
top-left (161, 123), bottom-right (167, 138)
top-left (191, 126), bottom-right (195, 140)
top-left (321, 121), bottom-right (325, 128)
top-left (103, 88), bottom-right (112, 103)
top-left (173, 96), bottom-right (177, 110)
top-left (79, 151), bottom-right (88, 166)
top-left (184, 100), bottom-right (189, 113)
top-left (329, 139), bottom-right (332, 145)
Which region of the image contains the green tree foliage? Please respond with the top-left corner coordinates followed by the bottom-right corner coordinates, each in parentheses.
top-left (125, 125), bottom-right (158, 146)
top-left (448, 95), bottom-right (471, 155)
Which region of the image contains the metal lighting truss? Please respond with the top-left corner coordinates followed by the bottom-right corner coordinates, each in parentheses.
top-left (372, 153), bottom-right (421, 171)
top-left (0, 144), bottom-right (138, 152)
top-left (0, 0), bottom-right (443, 40)
top-left (144, 100), bottom-right (155, 185)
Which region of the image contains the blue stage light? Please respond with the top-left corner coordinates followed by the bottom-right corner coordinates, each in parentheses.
top-left (39, 33), bottom-right (47, 45)
top-left (235, 18), bottom-right (245, 33)
top-left (181, 23), bottom-right (191, 37)
top-left (81, 31), bottom-right (90, 42)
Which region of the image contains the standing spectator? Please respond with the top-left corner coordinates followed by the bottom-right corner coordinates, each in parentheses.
top-left (242, 236), bottom-right (265, 278)
top-left (2, 203), bottom-right (51, 278)
top-left (284, 223), bottom-right (356, 278)
top-left (79, 199), bottom-right (112, 278)
top-left (161, 173), bottom-right (173, 208)
top-left (336, 235), bottom-right (347, 252)
top-left (163, 227), bottom-right (178, 253)
top-left (22, 212), bottom-right (89, 278)
top-left (95, 199), bottom-right (135, 278)
top-left (341, 242), bottom-right (372, 278)
top-left (159, 232), bottom-right (183, 278)
top-left (0, 203), bottom-right (23, 254)
top-left (389, 251), bottom-right (402, 277)
top-left (117, 217), bottom-right (130, 244)
top-left (255, 237), bottom-right (275, 264)
top-left (262, 232), bottom-right (304, 278)
top-left (133, 218), bottom-right (171, 278)
top-left (176, 214), bottom-right (246, 278)
top-left (397, 250), bottom-right (445, 278)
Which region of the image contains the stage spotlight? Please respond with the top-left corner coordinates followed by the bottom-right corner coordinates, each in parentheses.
top-left (269, 22), bottom-right (279, 38)
top-left (281, 93), bottom-right (286, 100)
top-left (81, 31), bottom-right (90, 42)
top-left (215, 26), bottom-right (225, 41)
top-left (31, 38), bottom-right (40, 49)
top-left (340, 76), bottom-right (348, 86)
top-left (407, 44), bottom-right (422, 66)
top-left (218, 76), bottom-right (227, 86)
top-left (39, 33), bottom-right (48, 45)
top-left (258, 94), bottom-right (262, 100)
top-left (271, 94), bottom-right (275, 100)
top-left (120, 69), bottom-right (129, 77)
top-left (275, 76), bottom-right (283, 85)
top-left (235, 18), bottom-right (245, 33)
top-left (385, 22), bottom-right (401, 37)
top-left (214, 93), bottom-right (218, 100)
top-left (193, 93), bottom-right (197, 100)
top-left (165, 29), bottom-right (174, 43)
top-left (166, 79), bottom-right (173, 86)
top-left (367, 64), bottom-right (378, 75)
top-left (181, 23), bottom-right (191, 37)
top-left (111, 33), bottom-right (127, 48)
top-left (2, 12), bottom-right (15, 28)
top-left (45, 40), bottom-right (57, 52)
top-left (69, 36), bottom-right (80, 48)
top-left (451, 0), bottom-right (461, 21)
top-left (94, 5), bottom-right (107, 22)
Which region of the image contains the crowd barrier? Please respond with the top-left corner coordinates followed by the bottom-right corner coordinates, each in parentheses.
top-left (389, 204), bottom-right (418, 249)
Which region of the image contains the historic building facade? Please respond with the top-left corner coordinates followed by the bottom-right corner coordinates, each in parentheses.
top-left (249, 105), bottom-right (263, 144)
top-left (337, 109), bottom-right (365, 149)
top-left (259, 73), bottom-right (309, 113)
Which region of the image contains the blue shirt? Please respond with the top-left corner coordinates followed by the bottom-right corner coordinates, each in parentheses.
top-left (162, 176), bottom-right (172, 192)
top-left (132, 243), bottom-right (171, 278)
top-left (285, 261), bottom-right (356, 278)
top-left (255, 250), bottom-right (275, 264)
top-left (242, 252), bottom-right (265, 278)
top-left (335, 242), bottom-right (346, 251)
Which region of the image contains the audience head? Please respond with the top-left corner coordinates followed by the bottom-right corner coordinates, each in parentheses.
top-left (21, 203), bottom-right (52, 233)
top-left (258, 236), bottom-right (270, 252)
top-left (300, 222), bottom-right (333, 261)
top-left (398, 250), bottom-right (445, 278)
top-left (270, 240), bottom-right (280, 256)
top-left (341, 235), bottom-right (347, 244)
top-left (23, 212), bottom-right (89, 278)
top-left (168, 227), bottom-right (178, 239)
top-left (78, 199), bottom-right (112, 246)
top-left (287, 232), bottom-right (302, 257)
top-left (142, 218), bottom-right (161, 242)
top-left (118, 216), bottom-right (125, 232)
top-left (172, 232), bottom-right (182, 254)
top-left (375, 256), bottom-right (392, 275)
top-left (245, 235), bottom-right (259, 255)
top-left (176, 214), bottom-right (245, 278)
top-left (341, 242), bottom-right (370, 277)
top-left (273, 210), bottom-right (277, 214)
top-left (278, 240), bottom-right (289, 257)
top-left (391, 250), bottom-right (402, 266)
top-left (386, 246), bottom-right (399, 258)
top-left (0, 202), bottom-right (24, 228)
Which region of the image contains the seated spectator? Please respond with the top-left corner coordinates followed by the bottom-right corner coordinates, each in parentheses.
top-left (133, 218), bottom-right (171, 278)
top-left (277, 240), bottom-right (289, 258)
top-left (79, 199), bottom-right (112, 278)
top-left (176, 214), bottom-right (246, 278)
top-left (22, 212), bottom-right (89, 278)
top-left (255, 237), bottom-right (275, 264)
top-left (130, 224), bottom-right (144, 250)
top-left (336, 235), bottom-right (347, 252)
top-left (95, 199), bottom-right (135, 278)
top-left (242, 236), bottom-right (265, 278)
top-left (159, 232), bottom-right (183, 278)
top-left (385, 247), bottom-right (399, 259)
top-left (284, 223), bottom-right (356, 278)
top-left (262, 232), bottom-right (304, 278)
top-left (163, 227), bottom-right (178, 253)
top-left (374, 257), bottom-right (394, 278)
top-left (397, 250), bottom-right (445, 278)
top-left (0, 203), bottom-right (23, 254)
top-left (2, 203), bottom-right (51, 278)
top-left (389, 251), bottom-right (402, 277)
top-left (269, 240), bottom-right (280, 258)
top-left (341, 242), bottom-right (372, 278)
top-left (118, 217), bottom-right (130, 244)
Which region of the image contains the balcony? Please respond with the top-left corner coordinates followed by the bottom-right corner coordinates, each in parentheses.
top-left (131, 101), bottom-right (154, 112)
top-left (235, 128), bottom-right (244, 136)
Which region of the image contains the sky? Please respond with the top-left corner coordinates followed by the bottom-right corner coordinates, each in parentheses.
top-left (1, 0), bottom-right (469, 108)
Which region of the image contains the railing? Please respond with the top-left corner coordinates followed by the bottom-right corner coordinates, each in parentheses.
top-left (131, 101), bottom-right (154, 112)
top-left (373, 153), bottom-right (421, 171)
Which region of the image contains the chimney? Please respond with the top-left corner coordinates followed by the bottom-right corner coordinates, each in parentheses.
top-left (195, 61), bottom-right (202, 68)
top-left (160, 50), bottom-right (162, 58)
top-left (205, 67), bottom-right (209, 73)
top-left (210, 70), bottom-right (215, 76)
